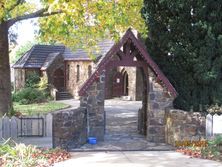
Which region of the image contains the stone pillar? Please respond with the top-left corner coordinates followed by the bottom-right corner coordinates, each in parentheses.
top-left (146, 68), bottom-right (175, 143)
top-left (137, 67), bottom-right (148, 136)
top-left (80, 73), bottom-right (105, 141)
top-left (136, 67), bottom-right (144, 101)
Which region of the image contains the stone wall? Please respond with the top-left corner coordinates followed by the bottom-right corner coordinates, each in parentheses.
top-left (136, 68), bottom-right (143, 101)
top-left (80, 73), bottom-right (105, 141)
top-left (147, 68), bottom-right (175, 142)
top-left (25, 69), bottom-right (40, 78)
top-left (66, 61), bottom-right (93, 99)
top-left (52, 108), bottom-right (87, 149)
top-left (43, 54), bottom-right (64, 85)
top-left (165, 109), bottom-right (206, 146)
top-left (14, 68), bottom-right (40, 91)
top-left (14, 69), bottom-right (26, 91)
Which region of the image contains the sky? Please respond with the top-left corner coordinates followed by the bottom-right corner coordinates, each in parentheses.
top-left (14, 19), bottom-right (38, 46)
top-left (9, 0), bottom-right (41, 63)
top-left (12, 0), bottom-right (41, 47)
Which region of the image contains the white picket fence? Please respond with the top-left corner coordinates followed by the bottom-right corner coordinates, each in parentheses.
top-left (206, 113), bottom-right (222, 138)
top-left (0, 113), bottom-right (52, 139)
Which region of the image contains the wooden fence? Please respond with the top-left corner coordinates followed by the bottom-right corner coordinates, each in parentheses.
top-left (206, 113), bottom-right (222, 138)
top-left (0, 113), bottom-right (52, 139)
top-left (0, 112), bottom-right (221, 140)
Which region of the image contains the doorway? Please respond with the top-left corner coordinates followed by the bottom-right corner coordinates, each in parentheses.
top-left (123, 71), bottom-right (129, 96)
top-left (53, 68), bottom-right (64, 91)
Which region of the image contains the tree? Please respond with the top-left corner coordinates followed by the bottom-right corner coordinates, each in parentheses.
top-left (10, 40), bottom-right (37, 63)
top-left (142, 0), bottom-right (222, 111)
top-left (0, 0), bottom-right (146, 115)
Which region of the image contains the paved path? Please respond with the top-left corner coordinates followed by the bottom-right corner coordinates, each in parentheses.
top-left (54, 151), bottom-right (222, 167)
top-left (73, 99), bottom-right (173, 151)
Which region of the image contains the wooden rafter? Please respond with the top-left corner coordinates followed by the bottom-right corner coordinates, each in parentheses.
top-left (79, 28), bottom-right (177, 97)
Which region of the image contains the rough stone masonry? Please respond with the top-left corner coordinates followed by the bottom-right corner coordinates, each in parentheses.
top-left (53, 108), bottom-right (87, 149)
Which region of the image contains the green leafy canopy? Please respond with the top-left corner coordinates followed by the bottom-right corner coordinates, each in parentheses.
top-left (1, 0), bottom-right (147, 48)
top-left (39, 0), bottom-right (147, 49)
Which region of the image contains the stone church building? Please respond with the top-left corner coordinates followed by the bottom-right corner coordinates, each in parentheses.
top-left (13, 35), bottom-right (143, 101)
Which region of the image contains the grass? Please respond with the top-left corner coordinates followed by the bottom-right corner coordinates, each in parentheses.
top-left (13, 101), bottom-right (70, 115)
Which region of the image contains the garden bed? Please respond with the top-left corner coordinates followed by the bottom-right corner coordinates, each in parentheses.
top-left (0, 140), bottom-right (70, 167)
top-left (176, 135), bottom-right (222, 162)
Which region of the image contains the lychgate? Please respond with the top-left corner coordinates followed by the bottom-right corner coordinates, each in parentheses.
top-left (79, 28), bottom-right (177, 143)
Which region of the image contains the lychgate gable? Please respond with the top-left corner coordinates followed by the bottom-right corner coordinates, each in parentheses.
top-left (79, 28), bottom-right (177, 97)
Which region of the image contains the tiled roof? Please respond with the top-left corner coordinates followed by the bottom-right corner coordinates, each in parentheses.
top-left (13, 50), bottom-right (31, 68)
top-left (13, 40), bottom-right (115, 68)
top-left (13, 45), bottom-right (65, 68)
top-left (63, 40), bottom-right (115, 61)
top-left (41, 52), bottom-right (61, 71)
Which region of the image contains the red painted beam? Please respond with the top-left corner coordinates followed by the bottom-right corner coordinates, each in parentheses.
top-left (79, 28), bottom-right (177, 97)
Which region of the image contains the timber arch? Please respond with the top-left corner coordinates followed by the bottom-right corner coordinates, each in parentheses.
top-left (79, 29), bottom-right (177, 142)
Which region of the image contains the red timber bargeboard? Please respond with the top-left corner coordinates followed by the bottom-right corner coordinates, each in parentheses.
top-left (79, 28), bottom-right (177, 97)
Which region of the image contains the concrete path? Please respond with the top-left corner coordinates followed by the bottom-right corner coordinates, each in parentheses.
top-left (73, 99), bottom-right (173, 151)
top-left (54, 151), bottom-right (222, 167)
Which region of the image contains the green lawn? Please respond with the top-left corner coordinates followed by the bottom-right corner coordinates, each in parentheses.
top-left (13, 101), bottom-right (70, 115)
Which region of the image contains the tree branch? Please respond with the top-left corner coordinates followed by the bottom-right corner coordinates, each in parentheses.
top-left (7, 8), bottom-right (63, 28)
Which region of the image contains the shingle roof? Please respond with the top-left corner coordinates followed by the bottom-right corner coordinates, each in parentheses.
top-left (63, 40), bottom-right (115, 61)
top-left (13, 50), bottom-right (31, 68)
top-left (41, 52), bottom-right (61, 71)
top-left (13, 40), bottom-right (115, 68)
top-left (13, 45), bottom-right (65, 68)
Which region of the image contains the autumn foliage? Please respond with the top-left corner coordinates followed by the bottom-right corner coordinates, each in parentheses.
top-left (0, 140), bottom-right (70, 167)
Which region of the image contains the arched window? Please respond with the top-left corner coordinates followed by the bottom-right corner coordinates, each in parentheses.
top-left (88, 65), bottom-right (92, 78)
top-left (76, 65), bottom-right (80, 82)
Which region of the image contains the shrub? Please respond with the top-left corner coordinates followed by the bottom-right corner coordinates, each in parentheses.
top-left (37, 77), bottom-right (48, 91)
top-left (37, 76), bottom-right (50, 98)
top-left (25, 73), bottom-right (40, 88)
top-left (0, 139), bottom-right (70, 166)
top-left (8, 107), bottom-right (16, 117)
top-left (12, 87), bottom-right (46, 104)
top-left (0, 142), bottom-right (47, 167)
top-left (201, 135), bottom-right (222, 159)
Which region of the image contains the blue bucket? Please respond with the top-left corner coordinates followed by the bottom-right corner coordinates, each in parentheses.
top-left (88, 137), bottom-right (97, 144)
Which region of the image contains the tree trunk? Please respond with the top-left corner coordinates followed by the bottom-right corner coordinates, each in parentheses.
top-left (0, 22), bottom-right (11, 116)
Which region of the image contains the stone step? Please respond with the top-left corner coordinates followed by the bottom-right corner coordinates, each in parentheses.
top-left (56, 91), bottom-right (73, 100)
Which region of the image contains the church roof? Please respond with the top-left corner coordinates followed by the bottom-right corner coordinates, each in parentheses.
top-left (13, 40), bottom-right (114, 69)
top-left (13, 45), bottom-right (65, 68)
top-left (40, 52), bottom-right (61, 71)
